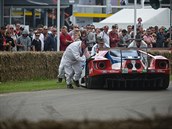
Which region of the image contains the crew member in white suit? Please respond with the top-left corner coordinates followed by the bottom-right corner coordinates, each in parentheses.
top-left (91, 36), bottom-right (109, 56)
top-left (128, 34), bottom-right (147, 48)
top-left (128, 34), bottom-right (148, 66)
top-left (62, 38), bottom-right (90, 89)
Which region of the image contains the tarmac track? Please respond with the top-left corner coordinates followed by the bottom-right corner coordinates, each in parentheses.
top-left (0, 82), bottom-right (172, 121)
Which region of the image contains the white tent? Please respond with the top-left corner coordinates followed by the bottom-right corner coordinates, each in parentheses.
top-left (94, 8), bottom-right (170, 30)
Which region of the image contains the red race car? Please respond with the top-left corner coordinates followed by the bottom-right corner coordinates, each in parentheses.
top-left (80, 48), bottom-right (170, 90)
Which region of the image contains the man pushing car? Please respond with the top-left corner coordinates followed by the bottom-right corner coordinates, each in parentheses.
top-left (61, 37), bottom-right (90, 89)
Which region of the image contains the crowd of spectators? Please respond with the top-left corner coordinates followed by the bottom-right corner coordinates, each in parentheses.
top-left (0, 20), bottom-right (171, 52)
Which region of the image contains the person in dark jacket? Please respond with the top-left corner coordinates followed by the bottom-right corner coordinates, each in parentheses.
top-left (5, 32), bottom-right (15, 51)
top-left (44, 27), bottom-right (57, 51)
top-left (0, 26), bottom-right (6, 51)
top-left (31, 31), bottom-right (41, 51)
top-left (156, 26), bottom-right (165, 48)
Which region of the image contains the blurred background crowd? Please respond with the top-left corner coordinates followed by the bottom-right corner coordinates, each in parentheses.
top-left (0, 19), bottom-right (171, 52)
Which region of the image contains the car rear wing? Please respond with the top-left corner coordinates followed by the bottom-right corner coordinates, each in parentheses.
top-left (103, 47), bottom-right (172, 71)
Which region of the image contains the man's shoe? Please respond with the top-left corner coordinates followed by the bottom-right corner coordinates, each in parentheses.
top-left (58, 77), bottom-right (63, 83)
top-left (67, 84), bottom-right (73, 89)
top-left (73, 79), bottom-right (80, 87)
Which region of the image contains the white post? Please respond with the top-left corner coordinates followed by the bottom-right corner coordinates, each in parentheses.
top-left (10, 6), bottom-right (12, 24)
top-left (134, 0), bottom-right (137, 38)
top-left (106, 0), bottom-right (112, 14)
top-left (24, 8), bottom-right (26, 25)
top-left (46, 11), bottom-right (48, 26)
top-left (170, 0), bottom-right (172, 48)
top-left (141, 0), bottom-right (145, 9)
top-left (57, 0), bottom-right (60, 51)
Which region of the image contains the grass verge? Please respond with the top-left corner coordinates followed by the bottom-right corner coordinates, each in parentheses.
top-left (0, 75), bottom-right (172, 94)
top-left (0, 79), bottom-right (66, 94)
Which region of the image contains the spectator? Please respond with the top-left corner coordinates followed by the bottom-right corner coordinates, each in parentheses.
top-left (91, 24), bottom-right (96, 33)
top-left (137, 26), bottom-right (144, 36)
top-left (28, 28), bottom-right (34, 41)
top-left (154, 26), bottom-right (159, 34)
top-left (109, 25), bottom-right (120, 48)
top-left (71, 27), bottom-right (81, 41)
top-left (60, 26), bottom-right (73, 51)
top-left (151, 33), bottom-right (157, 48)
top-left (73, 33), bottom-right (81, 41)
top-left (127, 25), bottom-right (133, 37)
top-left (143, 29), bottom-right (156, 48)
top-left (156, 26), bottom-right (165, 48)
top-left (86, 24), bottom-right (96, 52)
top-left (43, 26), bottom-right (49, 37)
top-left (118, 29), bottom-right (131, 47)
top-left (95, 28), bottom-right (101, 38)
top-left (136, 17), bottom-right (143, 28)
top-left (80, 29), bottom-right (87, 40)
top-left (0, 26), bottom-right (6, 51)
top-left (43, 26), bottom-right (50, 51)
top-left (164, 27), bottom-right (172, 48)
top-left (15, 23), bottom-right (21, 36)
top-left (69, 24), bottom-right (80, 38)
top-left (16, 29), bottom-right (31, 51)
top-left (99, 25), bottom-right (110, 48)
top-left (4, 31), bottom-right (15, 51)
top-left (44, 27), bottom-right (57, 51)
top-left (9, 25), bottom-right (18, 51)
top-left (31, 31), bottom-right (41, 51)
top-left (33, 25), bottom-right (44, 51)
top-left (130, 25), bottom-right (135, 38)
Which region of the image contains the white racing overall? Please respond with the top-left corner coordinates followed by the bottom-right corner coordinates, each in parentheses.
top-left (62, 41), bottom-right (87, 85)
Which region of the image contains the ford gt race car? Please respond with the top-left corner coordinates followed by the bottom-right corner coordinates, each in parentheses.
top-left (80, 48), bottom-right (170, 90)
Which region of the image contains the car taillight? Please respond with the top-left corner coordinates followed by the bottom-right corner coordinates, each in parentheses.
top-left (156, 60), bottom-right (169, 69)
top-left (127, 63), bottom-right (133, 69)
top-left (135, 63), bottom-right (141, 69)
top-left (97, 62), bottom-right (106, 70)
top-left (125, 60), bottom-right (143, 70)
top-left (93, 60), bottom-right (111, 70)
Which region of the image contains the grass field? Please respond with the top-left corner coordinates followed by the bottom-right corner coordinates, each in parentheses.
top-left (0, 76), bottom-right (172, 94)
top-left (0, 79), bottom-right (66, 94)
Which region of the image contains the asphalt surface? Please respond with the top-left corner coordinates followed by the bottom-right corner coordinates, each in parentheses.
top-left (0, 82), bottom-right (172, 121)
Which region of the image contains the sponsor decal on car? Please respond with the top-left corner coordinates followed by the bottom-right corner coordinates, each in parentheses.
top-left (102, 70), bottom-right (107, 74)
top-left (89, 68), bottom-right (93, 74)
top-left (150, 70), bottom-right (155, 73)
top-left (157, 69), bottom-right (166, 73)
top-left (109, 70), bottom-right (120, 73)
top-left (142, 69), bottom-right (147, 73)
top-left (122, 68), bottom-right (128, 73)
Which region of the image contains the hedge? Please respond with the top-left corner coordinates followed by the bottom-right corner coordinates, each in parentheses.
top-left (0, 115), bottom-right (172, 129)
top-left (0, 52), bottom-right (63, 82)
top-left (0, 50), bottom-right (171, 82)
